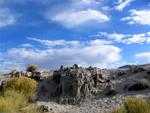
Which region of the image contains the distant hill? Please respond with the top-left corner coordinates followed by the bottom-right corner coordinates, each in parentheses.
top-left (119, 64), bottom-right (150, 69)
top-left (118, 65), bottom-right (133, 69)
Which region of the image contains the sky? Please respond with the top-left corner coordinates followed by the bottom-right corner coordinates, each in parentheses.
top-left (0, 0), bottom-right (150, 73)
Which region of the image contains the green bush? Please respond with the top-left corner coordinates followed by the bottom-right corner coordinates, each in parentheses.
top-left (111, 97), bottom-right (150, 113)
top-left (6, 77), bottom-right (37, 96)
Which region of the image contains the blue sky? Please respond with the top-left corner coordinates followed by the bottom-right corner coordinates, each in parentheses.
top-left (0, 0), bottom-right (150, 73)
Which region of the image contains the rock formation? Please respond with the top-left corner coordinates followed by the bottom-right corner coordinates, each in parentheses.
top-left (37, 64), bottom-right (107, 104)
top-left (10, 71), bottom-right (43, 81)
top-left (0, 79), bottom-right (7, 94)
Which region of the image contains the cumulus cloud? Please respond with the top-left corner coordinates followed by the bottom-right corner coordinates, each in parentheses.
top-left (0, 0), bottom-right (109, 28)
top-left (123, 34), bottom-right (146, 44)
top-left (49, 9), bottom-right (109, 28)
top-left (135, 52), bottom-right (150, 63)
top-left (115, 0), bottom-right (134, 11)
top-left (93, 32), bottom-right (150, 44)
top-left (42, 0), bottom-right (109, 28)
top-left (1, 38), bottom-right (121, 73)
top-left (0, 8), bottom-right (16, 27)
top-left (98, 32), bottom-right (126, 42)
top-left (121, 10), bottom-right (150, 25)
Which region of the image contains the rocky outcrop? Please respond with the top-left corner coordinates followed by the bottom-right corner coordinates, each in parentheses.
top-left (37, 65), bottom-right (107, 104)
top-left (10, 71), bottom-right (43, 81)
top-left (0, 79), bottom-right (7, 94)
top-left (34, 64), bottom-right (150, 112)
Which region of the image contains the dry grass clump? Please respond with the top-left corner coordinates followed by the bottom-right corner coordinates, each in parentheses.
top-left (0, 90), bottom-right (27, 113)
top-left (19, 104), bottom-right (41, 113)
top-left (0, 77), bottom-right (41, 113)
top-left (111, 108), bottom-right (126, 113)
top-left (111, 97), bottom-right (150, 113)
top-left (6, 77), bottom-right (37, 96)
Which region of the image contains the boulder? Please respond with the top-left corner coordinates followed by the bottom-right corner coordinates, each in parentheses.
top-left (32, 72), bottom-right (43, 81)
top-left (40, 105), bottom-right (51, 112)
top-left (0, 80), bottom-right (7, 94)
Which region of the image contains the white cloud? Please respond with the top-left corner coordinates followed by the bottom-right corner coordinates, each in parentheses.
top-left (49, 9), bottom-right (109, 28)
top-left (115, 0), bottom-right (134, 11)
top-left (0, 61), bottom-right (24, 74)
top-left (121, 10), bottom-right (150, 25)
top-left (135, 52), bottom-right (150, 63)
top-left (123, 34), bottom-right (146, 44)
top-left (98, 32), bottom-right (126, 42)
top-left (76, 0), bottom-right (100, 5)
top-left (147, 38), bottom-right (150, 43)
top-left (21, 44), bottom-right (34, 48)
top-left (1, 39), bottom-right (121, 73)
top-left (147, 32), bottom-right (150, 36)
top-left (89, 39), bottom-right (112, 45)
top-left (0, 8), bottom-right (16, 27)
top-left (28, 37), bottom-right (80, 47)
top-left (94, 32), bottom-right (150, 44)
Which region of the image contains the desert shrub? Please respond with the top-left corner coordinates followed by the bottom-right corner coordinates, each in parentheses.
top-left (111, 97), bottom-right (150, 113)
top-left (125, 97), bottom-right (150, 113)
top-left (0, 90), bottom-right (42, 113)
top-left (6, 77), bottom-right (37, 96)
top-left (128, 79), bottom-right (149, 91)
top-left (111, 108), bottom-right (126, 113)
top-left (130, 66), bottom-right (145, 73)
top-left (0, 90), bottom-right (27, 113)
top-left (26, 64), bottom-right (38, 72)
top-left (0, 77), bottom-right (41, 113)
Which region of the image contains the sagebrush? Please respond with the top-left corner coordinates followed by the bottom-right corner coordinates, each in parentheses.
top-left (6, 77), bottom-right (37, 96)
top-left (0, 77), bottom-right (41, 113)
top-left (111, 97), bottom-right (150, 113)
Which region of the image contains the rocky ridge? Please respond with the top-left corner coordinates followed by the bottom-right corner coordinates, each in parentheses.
top-left (36, 64), bottom-right (150, 113)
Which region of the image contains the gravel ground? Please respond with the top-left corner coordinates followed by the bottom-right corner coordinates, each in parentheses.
top-left (38, 94), bottom-right (124, 113)
top-left (38, 91), bottom-right (150, 113)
